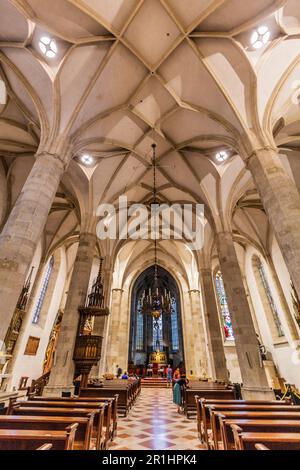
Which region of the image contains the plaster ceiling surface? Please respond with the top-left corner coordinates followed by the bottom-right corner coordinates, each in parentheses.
top-left (0, 0), bottom-right (300, 269)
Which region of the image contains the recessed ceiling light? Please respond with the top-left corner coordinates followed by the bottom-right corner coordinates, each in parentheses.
top-left (216, 151), bottom-right (228, 162)
top-left (39, 36), bottom-right (57, 58)
top-left (250, 26), bottom-right (270, 49)
top-left (80, 154), bottom-right (94, 166)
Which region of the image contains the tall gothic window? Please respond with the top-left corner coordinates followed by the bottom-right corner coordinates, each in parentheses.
top-left (171, 298), bottom-right (179, 351)
top-left (135, 298), bottom-right (144, 351)
top-left (32, 256), bottom-right (54, 324)
top-left (258, 260), bottom-right (284, 337)
top-left (215, 270), bottom-right (234, 341)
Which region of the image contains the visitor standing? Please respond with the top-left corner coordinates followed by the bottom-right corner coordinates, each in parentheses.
top-left (173, 373), bottom-right (189, 413)
top-left (166, 364), bottom-right (172, 387)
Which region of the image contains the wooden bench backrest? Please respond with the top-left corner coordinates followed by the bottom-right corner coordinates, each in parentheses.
top-left (0, 423), bottom-right (77, 451)
top-left (221, 418), bottom-right (300, 450)
top-left (0, 415), bottom-right (93, 450)
top-left (232, 426), bottom-right (300, 450)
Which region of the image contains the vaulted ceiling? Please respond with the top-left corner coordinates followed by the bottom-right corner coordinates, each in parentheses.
top-left (0, 0), bottom-right (300, 281)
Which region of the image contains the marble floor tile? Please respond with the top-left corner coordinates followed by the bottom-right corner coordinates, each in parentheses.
top-left (109, 388), bottom-right (205, 451)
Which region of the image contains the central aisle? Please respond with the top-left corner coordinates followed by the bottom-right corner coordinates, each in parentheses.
top-left (110, 388), bottom-right (205, 450)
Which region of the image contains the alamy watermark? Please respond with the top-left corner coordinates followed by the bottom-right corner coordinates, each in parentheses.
top-left (96, 196), bottom-right (204, 250)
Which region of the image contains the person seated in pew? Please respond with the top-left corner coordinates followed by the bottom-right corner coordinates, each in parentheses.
top-left (121, 372), bottom-right (129, 380)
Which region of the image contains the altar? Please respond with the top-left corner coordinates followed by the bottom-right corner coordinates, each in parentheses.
top-left (149, 351), bottom-right (167, 364)
top-left (147, 351), bottom-right (167, 377)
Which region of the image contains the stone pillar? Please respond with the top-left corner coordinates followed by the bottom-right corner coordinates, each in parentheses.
top-left (0, 153), bottom-right (65, 344)
top-left (44, 232), bottom-right (96, 396)
top-left (188, 289), bottom-right (208, 378)
top-left (200, 269), bottom-right (228, 381)
top-left (247, 147), bottom-right (300, 303)
top-left (105, 288), bottom-right (124, 373)
top-left (217, 232), bottom-right (274, 399)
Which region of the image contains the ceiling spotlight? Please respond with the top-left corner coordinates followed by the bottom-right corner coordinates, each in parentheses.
top-left (250, 26), bottom-right (270, 49)
top-left (216, 151), bottom-right (228, 162)
top-left (39, 36), bottom-right (57, 58)
top-left (80, 154), bottom-right (94, 166)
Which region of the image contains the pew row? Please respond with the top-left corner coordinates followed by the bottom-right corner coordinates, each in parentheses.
top-left (195, 397), bottom-right (289, 442)
top-left (80, 387), bottom-right (130, 417)
top-left (10, 406), bottom-right (105, 450)
top-left (184, 388), bottom-right (236, 419)
top-left (27, 394), bottom-right (118, 440)
top-left (0, 415), bottom-right (93, 450)
top-left (0, 424), bottom-right (77, 450)
top-left (232, 426), bottom-right (300, 450)
top-left (197, 400), bottom-right (299, 448)
top-left (219, 418), bottom-right (300, 450)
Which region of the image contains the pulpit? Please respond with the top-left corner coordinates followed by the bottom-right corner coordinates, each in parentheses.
top-left (73, 259), bottom-right (109, 388)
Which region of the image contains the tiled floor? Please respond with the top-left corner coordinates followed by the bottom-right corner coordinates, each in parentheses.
top-left (109, 388), bottom-right (206, 450)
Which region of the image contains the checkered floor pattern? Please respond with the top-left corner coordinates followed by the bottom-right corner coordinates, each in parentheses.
top-left (109, 388), bottom-right (206, 450)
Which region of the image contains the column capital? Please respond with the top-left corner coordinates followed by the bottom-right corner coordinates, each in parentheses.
top-left (188, 289), bottom-right (200, 294)
top-left (112, 288), bottom-right (124, 293)
top-left (199, 268), bottom-right (213, 276)
top-left (35, 151), bottom-right (67, 171)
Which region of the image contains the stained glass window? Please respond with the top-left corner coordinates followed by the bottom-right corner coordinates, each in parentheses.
top-left (153, 315), bottom-right (163, 351)
top-left (136, 298), bottom-right (144, 350)
top-left (32, 256), bottom-right (54, 324)
top-left (215, 270), bottom-right (234, 341)
top-left (258, 260), bottom-right (284, 337)
top-left (171, 298), bottom-right (179, 351)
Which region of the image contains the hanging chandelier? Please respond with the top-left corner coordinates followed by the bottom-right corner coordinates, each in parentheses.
top-left (141, 144), bottom-right (172, 320)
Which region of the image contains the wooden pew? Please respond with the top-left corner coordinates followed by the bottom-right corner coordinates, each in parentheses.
top-left (220, 419), bottom-right (300, 450)
top-left (11, 406), bottom-right (104, 450)
top-left (231, 426), bottom-right (300, 450)
top-left (203, 404), bottom-right (299, 449)
top-left (27, 395), bottom-right (118, 440)
top-left (80, 387), bottom-right (129, 417)
top-left (36, 444), bottom-right (53, 450)
top-left (184, 388), bottom-right (236, 419)
top-left (0, 424), bottom-right (77, 450)
top-left (195, 397), bottom-right (288, 442)
top-left (20, 399), bottom-right (111, 448)
top-left (0, 415), bottom-right (94, 450)
top-left (88, 378), bottom-right (141, 410)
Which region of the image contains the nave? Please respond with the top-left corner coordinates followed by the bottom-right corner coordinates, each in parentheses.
top-left (110, 388), bottom-right (202, 451)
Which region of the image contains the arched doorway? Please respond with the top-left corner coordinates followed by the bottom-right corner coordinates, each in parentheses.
top-left (128, 266), bottom-right (185, 374)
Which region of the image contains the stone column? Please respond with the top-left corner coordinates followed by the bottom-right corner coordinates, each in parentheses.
top-left (0, 153), bottom-right (65, 344)
top-left (217, 231), bottom-right (274, 399)
top-left (247, 147), bottom-right (300, 303)
top-left (105, 288), bottom-right (124, 373)
top-left (44, 232), bottom-right (96, 396)
top-left (200, 268), bottom-right (228, 381)
top-left (188, 289), bottom-right (208, 378)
